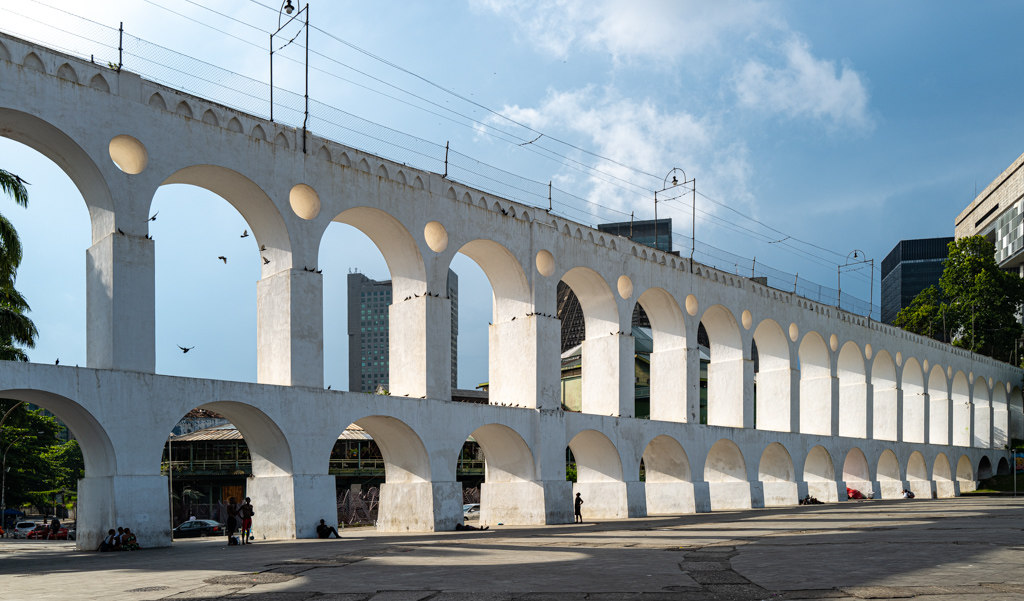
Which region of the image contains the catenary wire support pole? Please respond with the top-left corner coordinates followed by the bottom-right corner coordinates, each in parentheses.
top-left (654, 167), bottom-right (693, 264)
top-left (838, 249), bottom-right (873, 319)
top-left (443, 141), bottom-right (449, 178)
top-left (269, 0), bottom-right (310, 146)
top-left (117, 22), bottom-right (123, 71)
top-left (548, 181), bottom-right (552, 212)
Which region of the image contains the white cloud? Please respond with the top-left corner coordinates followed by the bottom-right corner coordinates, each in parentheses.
top-left (733, 38), bottom-right (873, 131)
top-left (472, 0), bottom-right (773, 62)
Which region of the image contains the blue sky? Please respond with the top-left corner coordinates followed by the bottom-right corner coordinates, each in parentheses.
top-left (1, 1), bottom-right (1022, 391)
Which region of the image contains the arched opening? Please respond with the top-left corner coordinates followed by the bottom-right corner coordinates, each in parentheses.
top-left (956, 455), bottom-right (975, 492)
top-left (933, 453), bottom-right (955, 498)
top-left (163, 401), bottom-right (294, 542)
top-left (992, 382), bottom-right (1008, 450)
top-left (841, 447), bottom-right (871, 499)
top-left (559, 269), bottom-right (625, 417)
top-left (1011, 386), bottom-right (1024, 442)
top-left (977, 456), bottom-right (993, 481)
top-left (568, 429), bottom-right (628, 518)
top-left (0, 390), bottom-right (113, 550)
top-left (642, 435), bottom-right (698, 514)
top-left (871, 351), bottom-right (898, 441)
top-left (996, 456), bottom-right (1010, 476)
top-left (950, 372), bottom-right (971, 447)
top-left (803, 445), bottom-right (838, 503)
top-left (972, 378), bottom-right (990, 449)
top-left (634, 288), bottom-right (688, 422)
top-left (758, 442), bottom-right (797, 506)
top-left (837, 341), bottom-right (867, 439)
top-left (876, 449), bottom-right (902, 499)
top-left (752, 319), bottom-right (792, 432)
top-left (906, 451), bottom-right (932, 499)
top-left (451, 240), bottom-right (532, 408)
top-left (700, 306), bottom-right (746, 428)
top-left (799, 332), bottom-right (832, 435)
top-left (704, 439), bottom-right (751, 510)
top-left (153, 166), bottom-right (285, 382)
top-left (928, 365), bottom-right (950, 445)
top-left (902, 358), bottom-right (926, 443)
top-left (469, 423), bottom-right (541, 525)
top-left (320, 208), bottom-right (428, 397)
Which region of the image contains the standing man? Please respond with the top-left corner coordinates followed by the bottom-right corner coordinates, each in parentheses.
top-left (239, 497), bottom-right (254, 544)
top-left (48, 516), bottom-right (60, 540)
top-left (574, 492), bottom-right (584, 524)
top-left (225, 497), bottom-right (239, 544)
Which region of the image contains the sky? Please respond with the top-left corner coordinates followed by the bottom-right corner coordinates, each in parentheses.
top-left (1, 0), bottom-right (1023, 392)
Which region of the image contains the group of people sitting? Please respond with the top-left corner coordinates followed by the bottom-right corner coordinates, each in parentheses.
top-left (800, 495), bottom-right (825, 505)
top-left (901, 488), bottom-right (916, 498)
top-left (98, 527), bottom-right (139, 551)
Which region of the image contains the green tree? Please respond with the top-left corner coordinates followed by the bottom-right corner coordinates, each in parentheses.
top-left (894, 236), bottom-right (1024, 361)
top-left (1, 400), bottom-right (61, 509)
top-left (0, 168), bottom-right (35, 361)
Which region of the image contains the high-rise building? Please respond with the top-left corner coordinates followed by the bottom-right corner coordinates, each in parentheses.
top-left (597, 218), bottom-right (674, 253)
top-left (880, 237), bottom-right (953, 325)
top-left (348, 270), bottom-right (458, 393)
top-left (955, 150), bottom-right (1024, 274)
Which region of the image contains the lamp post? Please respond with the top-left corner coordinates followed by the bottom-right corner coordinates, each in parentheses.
top-left (653, 168), bottom-right (695, 265)
top-left (270, 0), bottom-right (310, 153)
top-left (838, 249), bottom-right (875, 319)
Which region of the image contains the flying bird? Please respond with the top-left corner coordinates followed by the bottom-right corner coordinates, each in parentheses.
top-left (149, 211), bottom-right (158, 222)
top-left (240, 229), bottom-right (249, 238)
top-left (218, 256), bottom-right (227, 264)
top-left (262, 256), bottom-right (271, 265)
top-left (178, 345), bottom-right (194, 353)
top-left (260, 244), bottom-right (267, 251)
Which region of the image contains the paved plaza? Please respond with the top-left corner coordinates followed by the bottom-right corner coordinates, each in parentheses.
top-left (2, 497), bottom-right (1024, 601)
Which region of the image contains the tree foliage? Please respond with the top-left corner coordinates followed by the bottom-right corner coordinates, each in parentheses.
top-left (0, 168), bottom-right (34, 361)
top-left (1, 401), bottom-right (83, 510)
top-left (894, 236), bottom-right (1024, 362)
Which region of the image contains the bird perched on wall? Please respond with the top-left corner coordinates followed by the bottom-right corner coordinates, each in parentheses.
top-left (178, 345), bottom-right (194, 353)
top-left (218, 256), bottom-right (227, 264)
top-left (117, 228), bottom-right (125, 235)
top-left (263, 256), bottom-right (270, 265)
top-left (260, 244), bottom-right (267, 251)
top-left (55, 358), bottom-right (59, 365)
top-left (240, 229), bottom-right (249, 238)
top-left (149, 211), bottom-right (158, 221)
top-left (315, 269), bottom-right (322, 274)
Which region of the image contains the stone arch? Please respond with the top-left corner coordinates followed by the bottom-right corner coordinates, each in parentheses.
top-left (316, 145), bottom-right (330, 161)
top-left (799, 331), bottom-right (832, 435)
top-left (0, 108), bottom-right (114, 243)
top-left (328, 207), bottom-right (425, 300)
top-left (951, 371), bottom-right (971, 447)
top-left (804, 446), bottom-right (835, 483)
top-left (395, 170), bottom-right (407, 185)
top-left (469, 423), bottom-right (535, 483)
top-left (176, 101), bottom-right (193, 118)
top-left (977, 456), bottom-right (993, 480)
top-left (842, 447), bottom-right (870, 487)
top-left (759, 442), bottom-right (797, 506)
top-left (453, 239), bottom-right (531, 322)
top-left (933, 453), bottom-right (952, 481)
top-left (634, 287), bottom-right (687, 422)
top-left (877, 449), bottom-right (902, 499)
top-left (752, 318), bottom-right (791, 432)
top-left (996, 456), bottom-right (1010, 476)
top-left (413, 176), bottom-right (423, 189)
top-left (705, 439), bottom-right (750, 510)
top-left (906, 451), bottom-right (928, 480)
top-left (339, 152), bottom-right (352, 167)
top-left (928, 364), bottom-right (950, 445)
top-left (357, 157), bottom-right (371, 172)
top-left (251, 124), bottom-right (267, 141)
top-left (837, 341), bottom-right (867, 438)
top-left (973, 379), bottom-right (991, 449)
top-left (559, 267), bottom-right (621, 416)
top-left (22, 51), bottom-right (45, 73)
top-left (351, 415), bottom-right (430, 483)
top-left (89, 73), bottom-right (109, 93)
top-left (0, 40), bottom-right (10, 62)
top-left (192, 400), bottom-right (294, 477)
top-left (872, 351), bottom-right (898, 441)
top-left (377, 164), bottom-right (389, 179)
top-left (956, 454), bottom-right (974, 485)
top-left (902, 358), bottom-right (926, 443)
top-left (1012, 386), bottom-right (1024, 441)
top-left (569, 430), bottom-right (623, 482)
top-left (159, 165), bottom-right (292, 270)
top-left (227, 117), bottom-right (244, 134)
top-left (642, 435), bottom-right (696, 514)
top-left (56, 63), bottom-right (78, 83)
top-left (201, 109), bottom-right (219, 126)
top-left (993, 381), bottom-right (1008, 449)
top-left (700, 305), bottom-right (745, 428)
top-left (148, 92), bottom-right (167, 110)
top-left (274, 132), bottom-right (289, 148)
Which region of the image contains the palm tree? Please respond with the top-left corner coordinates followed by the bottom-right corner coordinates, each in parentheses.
top-left (0, 169), bottom-right (35, 361)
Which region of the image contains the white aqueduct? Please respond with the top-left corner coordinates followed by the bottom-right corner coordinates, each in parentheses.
top-left (0, 33), bottom-right (1021, 550)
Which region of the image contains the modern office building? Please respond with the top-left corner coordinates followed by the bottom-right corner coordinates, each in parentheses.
top-left (880, 237), bottom-right (953, 325)
top-left (597, 218), bottom-right (674, 253)
top-left (955, 150), bottom-right (1024, 273)
top-left (347, 270), bottom-right (458, 393)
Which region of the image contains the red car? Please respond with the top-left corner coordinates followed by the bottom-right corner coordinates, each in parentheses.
top-left (26, 525), bottom-right (71, 540)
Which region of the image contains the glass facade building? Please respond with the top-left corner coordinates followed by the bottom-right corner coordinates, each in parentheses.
top-left (880, 237), bottom-right (953, 325)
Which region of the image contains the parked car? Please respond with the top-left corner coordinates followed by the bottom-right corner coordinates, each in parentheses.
top-left (26, 525), bottom-right (71, 540)
top-left (463, 503), bottom-right (480, 520)
top-left (11, 521), bottom-right (37, 539)
top-left (172, 519), bottom-right (225, 538)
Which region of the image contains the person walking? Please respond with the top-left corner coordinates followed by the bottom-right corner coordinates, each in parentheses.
top-left (239, 497), bottom-right (254, 544)
top-left (225, 497), bottom-right (239, 544)
top-left (574, 492), bottom-right (584, 523)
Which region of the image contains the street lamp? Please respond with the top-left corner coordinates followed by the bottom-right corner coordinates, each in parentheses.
top-left (269, 0), bottom-right (310, 153)
top-left (653, 168), bottom-right (695, 267)
top-left (838, 249), bottom-right (875, 320)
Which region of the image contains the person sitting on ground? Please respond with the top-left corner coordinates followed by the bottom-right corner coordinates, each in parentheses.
top-left (120, 527), bottom-right (139, 551)
top-left (98, 529), bottom-right (116, 552)
top-left (902, 489), bottom-right (915, 499)
top-left (113, 527), bottom-right (125, 550)
top-left (455, 523), bottom-right (489, 531)
top-left (316, 519), bottom-right (341, 539)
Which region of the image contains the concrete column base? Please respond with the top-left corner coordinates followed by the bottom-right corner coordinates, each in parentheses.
top-left (76, 475), bottom-right (171, 551)
top-left (935, 480), bottom-right (958, 499)
top-left (378, 481), bottom-right (461, 532)
top-left (708, 481), bottom-right (752, 510)
top-left (958, 479), bottom-right (978, 493)
top-left (805, 480), bottom-right (840, 503)
top-left (844, 480), bottom-right (876, 499)
top-left (878, 480), bottom-right (908, 499)
top-left (908, 480), bottom-right (935, 499)
top-left (761, 481), bottom-right (799, 507)
top-left (481, 481), bottom-right (548, 525)
top-left (645, 481), bottom-right (705, 514)
top-left (541, 480), bottom-right (574, 524)
top-left (572, 481), bottom-right (645, 519)
top-left (246, 474), bottom-right (337, 540)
